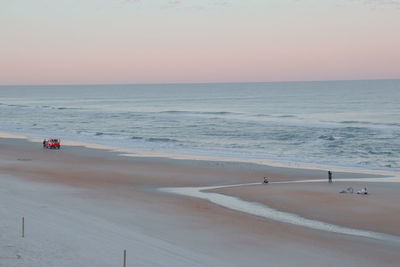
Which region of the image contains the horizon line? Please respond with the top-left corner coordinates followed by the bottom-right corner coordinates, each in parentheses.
top-left (0, 78), bottom-right (399, 87)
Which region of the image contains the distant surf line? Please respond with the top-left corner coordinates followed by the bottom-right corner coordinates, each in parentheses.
top-left (159, 177), bottom-right (400, 243)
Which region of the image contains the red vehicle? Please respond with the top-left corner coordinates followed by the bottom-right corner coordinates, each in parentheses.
top-left (43, 138), bottom-right (61, 149)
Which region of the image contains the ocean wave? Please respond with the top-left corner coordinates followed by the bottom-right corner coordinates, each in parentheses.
top-left (327, 143), bottom-right (339, 148)
top-left (275, 133), bottom-right (298, 141)
top-left (94, 132), bottom-right (120, 137)
top-left (146, 137), bottom-right (178, 143)
top-left (387, 123), bottom-right (400, 127)
top-left (1, 103), bottom-right (80, 111)
top-left (318, 135), bottom-right (335, 141)
top-left (340, 121), bottom-right (400, 128)
top-left (340, 120), bottom-right (363, 124)
top-left (6, 104), bottom-right (29, 108)
top-left (277, 114), bottom-right (296, 118)
top-left (254, 114), bottom-right (271, 117)
top-left (343, 127), bottom-right (370, 132)
top-left (160, 110), bottom-right (237, 116)
top-left (55, 106), bottom-right (80, 110)
top-left (368, 150), bottom-right (393, 155)
top-left (341, 133), bottom-right (356, 138)
top-left (36, 105), bottom-right (80, 111)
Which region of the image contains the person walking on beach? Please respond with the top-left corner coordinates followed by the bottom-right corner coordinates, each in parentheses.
top-left (328, 170), bottom-right (332, 183)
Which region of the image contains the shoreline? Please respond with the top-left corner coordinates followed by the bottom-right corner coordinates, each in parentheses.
top-left (0, 130), bottom-right (396, 180)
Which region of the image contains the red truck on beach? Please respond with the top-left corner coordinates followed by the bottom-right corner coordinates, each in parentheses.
top-left (43, 138), bottom-right (61, 149)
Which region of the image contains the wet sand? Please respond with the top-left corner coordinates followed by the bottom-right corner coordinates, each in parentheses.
top-left (1, 136), bottom-right (400, 266)
top-left (211, 181), bottom-right (400, 236)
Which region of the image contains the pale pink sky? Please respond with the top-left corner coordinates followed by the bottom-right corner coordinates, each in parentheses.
top-left (1, 0), bottom-right (399, 85)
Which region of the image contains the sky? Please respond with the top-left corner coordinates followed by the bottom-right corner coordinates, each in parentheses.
top-left (0, 0), bottom-right (399, 85)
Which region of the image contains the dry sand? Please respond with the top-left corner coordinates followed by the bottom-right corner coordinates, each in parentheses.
top-left (1, 136), bottom-right (400, 266)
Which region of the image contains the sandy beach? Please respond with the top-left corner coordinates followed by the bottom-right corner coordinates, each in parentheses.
top-left (1, 136), bottom-right (400, 266)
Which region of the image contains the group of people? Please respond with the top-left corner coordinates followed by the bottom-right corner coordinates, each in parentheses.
top-left (328, 170), bottom-right (368, 195)
top-left (261, 171), bottom-right (368, 194)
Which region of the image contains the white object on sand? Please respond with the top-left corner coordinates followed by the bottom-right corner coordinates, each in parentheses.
top-left (357, 187), bottom-right (368, 195)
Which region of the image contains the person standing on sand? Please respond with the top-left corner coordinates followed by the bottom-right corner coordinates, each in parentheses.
top-left (328, 170), bottom-right (332, 183)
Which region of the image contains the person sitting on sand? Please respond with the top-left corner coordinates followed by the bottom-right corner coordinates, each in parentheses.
top-left (357, 187), bottom-right (368, 195)
top-left (263, 177), bottom-right (269, 184)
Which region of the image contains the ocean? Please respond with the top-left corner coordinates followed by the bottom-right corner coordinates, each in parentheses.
top-left (1, 80), bottom-right (399, 172)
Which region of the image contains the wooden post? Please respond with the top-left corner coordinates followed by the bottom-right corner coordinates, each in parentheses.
top-left (22, 217), bottom-right (24, 238)
top-left (123, 249), bottom-right (126, 267)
